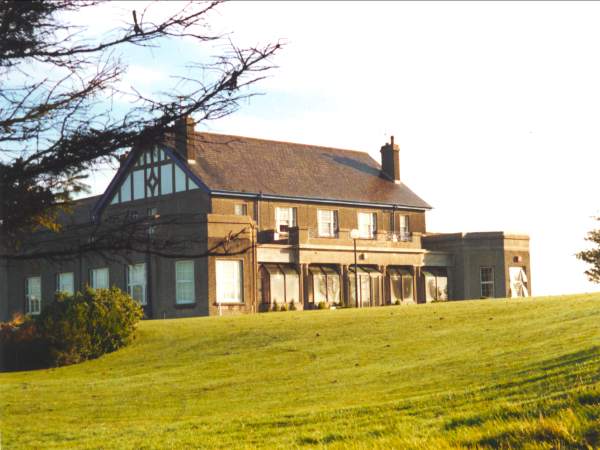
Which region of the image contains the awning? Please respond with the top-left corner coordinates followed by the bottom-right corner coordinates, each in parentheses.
top-left (309, 265), bottom-right (339, 276)
top-left (388, 267), bottom-right (412, 277)
top-left (349, 265), bottom-right (382, 276)
top-left (262, 264), bottom-right (298, 276)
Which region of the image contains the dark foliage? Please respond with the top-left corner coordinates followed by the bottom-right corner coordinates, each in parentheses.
top-left (1, 287), bottom-right (143, 370)
top-left (0, 0), bottom-right (281, 256)
top-left (576, 217), bottom-right (600, 283)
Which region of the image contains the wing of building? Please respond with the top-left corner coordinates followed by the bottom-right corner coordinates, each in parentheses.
top-left (1, 118), bottom-right (531, 320)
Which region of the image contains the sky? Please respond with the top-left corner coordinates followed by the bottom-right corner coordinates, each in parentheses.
top-left (79, 1), bottom-right (600, 296)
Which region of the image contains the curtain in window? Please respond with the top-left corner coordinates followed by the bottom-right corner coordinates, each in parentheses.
top-left (216, 260), bottom-right (243, 303)
top-left (128, 263), bottom-right (147, 305)
top-left (91, 268), bottom-right (109, 289)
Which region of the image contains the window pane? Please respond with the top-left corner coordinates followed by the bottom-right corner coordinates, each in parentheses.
top-left (425, 274), bottom-right (437, 302)
top-left (27, 276), bottom-right (42, 314)
top-left (270, 271), bottom-right (285, 304)
top-left (120, 173), bottom-right (132, 202)
top-left (160, 164), bottom-right (173, 195)
top-left (133, 170), bottom-right (145, 200)
top-left (401, 273), bottom-right (414, 302)
top-left (235, 204), bottom-right (247, 216)
top-left (437, 275), bottom-right (448, 301)
top-left (314, 273), bottom-right (327, 304)
top-left (91, 268), bottom-right (109, 289)
top-left (390, 275), bottom-right (402, 304)
top-left (327, 272), bottom-right (341, 304)
top-left (285, 271), bottom-right (300, 303)
top-left (176, 261), bottom-right (195, 304)
top-left (174, 165), bottom-right (186, 192)
top-left (128, 263), bottom-right (146, 305)
top-left (216, 260), bottom-right (243, 303)
top-left (318, 210), bottom-right (334, 237)
top-left (58, 272), bottom-right (74, 295)
top-left (358, 212), bottom-right (375, 238)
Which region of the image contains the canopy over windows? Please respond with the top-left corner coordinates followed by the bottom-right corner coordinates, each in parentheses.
top-left (308, 265), bottom-right (340, 306)
top-left (260, 264), bottom-right (300, 305)
top-left (348, 265), bottom-right (382, 307)
top-left (389, 266), bottom-right (414, 304)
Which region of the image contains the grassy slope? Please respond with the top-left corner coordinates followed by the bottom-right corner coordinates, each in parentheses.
top-left (1, 295), bottom-right (599, 449)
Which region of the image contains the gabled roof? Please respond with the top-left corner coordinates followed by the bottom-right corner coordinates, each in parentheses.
top-left (183, 132), bottom-right (431, 210)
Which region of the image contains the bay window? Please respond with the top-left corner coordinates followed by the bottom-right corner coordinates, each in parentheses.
top-left (389, 267), bottom-right (414, 304)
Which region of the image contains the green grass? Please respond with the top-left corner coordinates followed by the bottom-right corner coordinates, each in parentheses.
top-left (1, 294), bottom-right (599, 449)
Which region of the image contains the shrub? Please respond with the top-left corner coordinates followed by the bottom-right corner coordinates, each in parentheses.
top-left (289, 301), bottom-right (297, 311)
top-left (280, 303), bottom-right (288, 312)
top-left (1, 287), bottom-right (143, 370)
top-left (271, 302), bottom-right (280, 312)
top-left (0, 314), bottom-right (48, 370)
top-left (317, 301), bottom-right (329, 310)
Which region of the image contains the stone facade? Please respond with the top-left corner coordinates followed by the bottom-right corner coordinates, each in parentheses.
top-left (1, 128), bottom-right (531, 321)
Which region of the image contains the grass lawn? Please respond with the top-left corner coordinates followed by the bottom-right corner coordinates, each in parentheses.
top-left (1, 294), bottom-right (599, 449)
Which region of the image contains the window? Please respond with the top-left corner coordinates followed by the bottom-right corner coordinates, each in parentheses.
top-left (216, 260), bottom-right (243, 303)
top-left (90, 268), bottom-right (109, 289)
top-left (57, 272), bottom-right (74, 295)
top-left (160, 164), bottom-right (173, 195)
top-left (349, 266), bottom-right (383, 307)
top-left (26, 276), bottom-right (42, 315)
top-left (176, 261), bottom-right (195, 304)
top-left (275, 207), bottom-right (296, 233)
top-left (423, 268), bottom-right (448, 302)
top-left (120, 173), bottom-right (132, 202)
top-left (127, 263), bottom-right (147, 305)
top-left (509, 267), bottom-right (529, 297)
top-left (234, 204), bottom-right (248, 216)
top-left (174, 165), bottom-right (186, 192)
top-left (358, 212), bottom-right (377, 239)
top-left (260, 264), bottom-right (300, 305)
top-left (480, 267), bottom-right (494, 298)
top-left (308, 265), bottom-right (341, 305)
top-left (133, 170), bottom-right (145, 200)
top-left (147, 207), bottom-right (158, 236)
top-left (399, 215), bottom-right (410, 241)
top-left (317, 209), bottom-right (338, 237)
top-left (389, 267), bottom-right (414, 304)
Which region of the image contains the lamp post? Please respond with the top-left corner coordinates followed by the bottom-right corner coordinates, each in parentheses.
top-left (350, 229), bottom-right (360, 308)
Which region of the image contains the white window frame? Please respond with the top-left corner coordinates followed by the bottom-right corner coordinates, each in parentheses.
top-left (26, 276), bottom-right (42, 315)
top-left (90, 267), bottom-right (109, 289)
top-left (317, 209), bottom-right (338, 237)
top-left (234, 203), bottom-right (248, 216)
top-left (56, 272), bottom-right (74, 295)
top-left (399, 215), bottom-right (410, 241)
top-left (216, 259), bottom-right (243, 304)
top-left (127, 263), bottom-right (147, 305)
top-left (358, 212), bottom-right (377, 239)
top-left (480, 266), bottom-right (495, 298)
top-left (275, 207), bottom-right (296, 233)
top-left (175, 260), bottom-right (195, 304)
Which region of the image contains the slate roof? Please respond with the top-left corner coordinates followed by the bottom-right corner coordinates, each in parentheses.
top-left (183, 132), bottom-right (431, 210)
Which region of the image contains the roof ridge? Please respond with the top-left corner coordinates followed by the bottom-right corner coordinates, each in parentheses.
top-left (191, 130), bottom-right (373, 156)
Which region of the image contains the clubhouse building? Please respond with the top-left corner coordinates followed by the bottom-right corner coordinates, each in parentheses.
top-left (0, 119), bottom-right (531, 320)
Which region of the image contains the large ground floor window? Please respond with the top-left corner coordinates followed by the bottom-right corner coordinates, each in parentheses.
top-left (388, 267), bottom-right (414, 304)
top-left (216, 259), bottom-right (243, 304)
top-left (348, 266), bottom-right (383, 307)
top-left (56, 272), bottom-right (74, 295)
top-left (260, 264), bottom-right (300, 305)
top-left (308, 265), bottom-right (340, 306)
top-left (176, 260), bottom-right (195, 304)
top-left (90, 267), bottom-right (109, 289)
top-left (423, 268), bottom-right (448, 302)
top-left (127, 263), bottom-right (147, 305)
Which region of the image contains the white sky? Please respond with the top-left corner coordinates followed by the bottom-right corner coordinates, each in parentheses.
top-left (82, 1), bottom-right (600, 296)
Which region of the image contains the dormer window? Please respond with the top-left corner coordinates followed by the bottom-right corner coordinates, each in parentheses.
top-left (275, 207), bottom-right (296, 234)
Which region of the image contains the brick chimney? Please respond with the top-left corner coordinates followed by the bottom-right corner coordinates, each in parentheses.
top-left (174, 115), bottom-right (196, 164)
top-left (380, 135), bottom-right (400, 183)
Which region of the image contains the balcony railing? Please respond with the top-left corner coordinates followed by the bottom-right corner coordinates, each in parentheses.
top-left (259, 227), bottom-right (416, 245)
